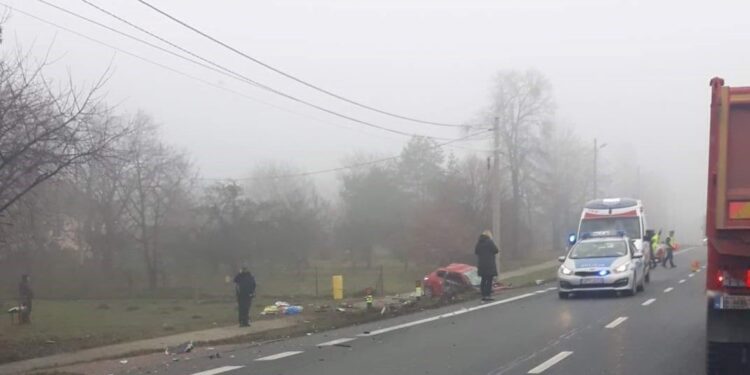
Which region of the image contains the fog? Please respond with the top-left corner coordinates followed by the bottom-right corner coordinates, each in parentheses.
top-left (7, 0), bottom-right (749, 244)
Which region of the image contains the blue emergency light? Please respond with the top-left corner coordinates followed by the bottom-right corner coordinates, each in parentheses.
top-left (567, 233), bottom-right (577, 245)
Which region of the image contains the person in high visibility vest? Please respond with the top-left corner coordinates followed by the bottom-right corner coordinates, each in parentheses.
top-left (662, 230), bottom-right (676, 268)
top-left (644, 230), bottom-right (656, 269)
top-left (651, 229), bottom-right (662, 266)
top-left (365, 294), bottom-right (373, 310)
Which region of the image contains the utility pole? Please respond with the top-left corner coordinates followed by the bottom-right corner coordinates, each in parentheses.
top-left (593, 138), bottom-right (598, 200)
top-left (491, 116), bottom-right (502, 270)
top-left (593, 138), bottom-right (607, 199)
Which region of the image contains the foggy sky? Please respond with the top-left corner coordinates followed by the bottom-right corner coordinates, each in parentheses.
top-left (7, 0), bottom-right (748, 242)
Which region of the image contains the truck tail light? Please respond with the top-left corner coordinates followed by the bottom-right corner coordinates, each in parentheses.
top-left (718, 271), bottom-right (725, 284)
top-left (718, 270), bottom-right (750, 288)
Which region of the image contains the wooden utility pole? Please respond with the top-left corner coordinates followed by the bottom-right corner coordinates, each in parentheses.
top-left (491, 116), bottom-right (502, 270)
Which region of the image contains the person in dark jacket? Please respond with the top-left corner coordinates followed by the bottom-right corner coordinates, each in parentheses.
top-left (233, 267), bottom-right (256, 327)
top-left (475, 230), bottom-right (499, 301)
top-left (18, 274), bottom-right (33, 324)
top-left (662, 230), bottom-right (676, 268)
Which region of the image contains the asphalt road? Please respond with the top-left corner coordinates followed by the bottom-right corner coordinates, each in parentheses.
top-left (151, 247), bottom-right (708, 375)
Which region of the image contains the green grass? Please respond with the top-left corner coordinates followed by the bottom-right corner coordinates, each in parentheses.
top-left (0, 299), bottom-right (241, 363)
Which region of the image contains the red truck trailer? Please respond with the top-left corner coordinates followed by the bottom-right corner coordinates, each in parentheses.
top-left (706, 78), bottom-right (750, 374)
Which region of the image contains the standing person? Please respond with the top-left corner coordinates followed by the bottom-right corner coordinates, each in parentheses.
top-left (18, 274), bottom-right (33, 324)
top-left (475, 230), bottom-right (499, 302)
top-left (662, 230), bottom-right (676, 268)
top-left (233, 267), bottom-right (256, 327)
top-left (644, 230), bottom-right (656, 269)
top-left (651, 229), bottom-right (662, 266)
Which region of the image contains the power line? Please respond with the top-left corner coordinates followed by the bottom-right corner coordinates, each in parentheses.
top-left (201, 129), bottom-right (492, 182)
top-left (0, 3), bottom-right (357, 134)
top-left (1, 3), bottom-right (493, 181)
top-left (135, 0), bottom-right (472, 129)
top-left (35, 0), bottom-right (452, 140)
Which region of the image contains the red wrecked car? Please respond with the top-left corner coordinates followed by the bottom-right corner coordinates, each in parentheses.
top-left (422, 263), bottom-right (509, 298)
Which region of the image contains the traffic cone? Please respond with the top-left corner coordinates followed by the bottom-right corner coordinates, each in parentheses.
top-left (691, 260), bottom-right (700, 272)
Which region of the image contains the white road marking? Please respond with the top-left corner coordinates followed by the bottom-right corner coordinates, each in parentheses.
top-left (358, 291), bottom-right (543, 337)
top-left (664, 287), bottom-right (674, 293)
top-left (317, 338), bottom-right (355, 347)
top-left (642, 298), bottom-right (656, 306)
top-left (679, 279), bottom-right (686, 284)
top-left (527, 351), bottom-right (574, 374)
top-left (191, 366), bottom-right (244, 375)
top-left (546, 287), bottom-right (558, 291)
top-left (689, 273), bottom-right (695, 278)
top-left (255, 351), bottom-right (304, 361)
top-left (696, 268), bottom-right (702, 273)
top-left (605, 316), bottom-right (628, 328)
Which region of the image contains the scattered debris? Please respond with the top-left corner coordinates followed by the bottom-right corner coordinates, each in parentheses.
top-left (96, 303), bottom-right (110, 310)
top-left (314, 304), bottom-right (331, 313)
top-left (125, 306), bottom-right (140, 312)
top-left (535, 279), bottom-right (544, 286)
top-left (333, 343), bottom-right (352, 348)
top-left (45, 340), bottom-right (56, 344)
top-left (119, 360), bottom-right (128, 364)
top-left (262, 301), bottom-right (303, 315)
top-left (165, 341), bottom-right (194, 355)
top-left (209, 353), bottom-right (222, 359)
top-left (191, 314), bottom-right (203, 319)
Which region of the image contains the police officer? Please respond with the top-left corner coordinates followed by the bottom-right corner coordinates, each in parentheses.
top-left (662, 230), bottom-right (676, 268)
top-left (644, 230), bottom-right (656, 269)
top-left (651, 229), bottom-right (662, 266)
top-left (233, 267), bottom-right (256, 327)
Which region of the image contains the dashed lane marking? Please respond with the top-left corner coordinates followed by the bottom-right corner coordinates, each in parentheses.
top-left (191, 366), bottom-right (244, 375)
top-left (642, 298), bottom-right (656, 306)
top-left (679, 279), bottom-right (686, 284)
top-left (527, 351), bottom-right (574, 374)
top-left (605, 316), bottom-right (628, 328)
top-left (255, 351), bottom-right (304, 361)
top-left (689, 273), bottom-right (695, 278)
top-left (317, 338), bottom-right (355, 347)
top-left (664, 287), bottom-right (674, 293)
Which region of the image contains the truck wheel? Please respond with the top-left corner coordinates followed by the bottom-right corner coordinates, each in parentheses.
top-left (424, 286), bottom-right (433, 299)
top-left (558, 292), bottom-right (569, 299)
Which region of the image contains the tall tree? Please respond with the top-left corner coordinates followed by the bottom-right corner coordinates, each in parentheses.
top-left (485, 69), bottom-right (554, 257)
top-left (123, 114), bottom-right (191, 290)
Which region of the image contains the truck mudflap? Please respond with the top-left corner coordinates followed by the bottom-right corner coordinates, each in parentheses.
top-left (707, 298), bottom-right (750, 374)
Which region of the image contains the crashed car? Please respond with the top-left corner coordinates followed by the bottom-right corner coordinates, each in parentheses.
top-left (422, 263), bottom-right (507, 298)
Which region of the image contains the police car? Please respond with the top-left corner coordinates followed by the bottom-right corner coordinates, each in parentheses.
top-left (557, 231), bottom-right (650, 299)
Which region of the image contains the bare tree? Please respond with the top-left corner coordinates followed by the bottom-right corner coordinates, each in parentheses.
top-left (123, 114), bottom-right (191, 290)
top-left (485, 69), bottom-right (554, 258)
top-left (0, 49), bottom-right (123, 215)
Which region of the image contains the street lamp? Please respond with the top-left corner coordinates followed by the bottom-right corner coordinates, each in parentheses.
top-left (593, 138), bottom-right (608, 199)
